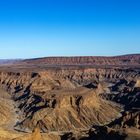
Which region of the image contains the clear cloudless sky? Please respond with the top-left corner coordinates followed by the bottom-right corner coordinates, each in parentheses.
top-left (0, 0), bottom-right (140, 59)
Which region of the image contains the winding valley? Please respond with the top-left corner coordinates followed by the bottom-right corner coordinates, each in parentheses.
top-left (0, 55), bottom-right (139, 140)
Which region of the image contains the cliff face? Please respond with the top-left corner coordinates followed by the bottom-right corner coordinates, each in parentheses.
top-left (0, 55), bottom-right (139, 140)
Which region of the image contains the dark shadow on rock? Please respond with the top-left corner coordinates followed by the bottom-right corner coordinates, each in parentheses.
top-left (80, 126), bottom-right (127, 140)
top-left (84, 83), bottom-right (97, 89)
top-left (61, 132), bottom-right (76, 140)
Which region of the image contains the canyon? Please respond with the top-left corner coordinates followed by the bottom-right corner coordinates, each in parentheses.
top-left (0, 54), bottom-right (139, 140)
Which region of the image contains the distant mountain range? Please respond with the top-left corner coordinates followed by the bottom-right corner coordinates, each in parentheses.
top-left (0, 54), bottom-right (140, 66)
top-left (22, 54), bottom-right (140, 66)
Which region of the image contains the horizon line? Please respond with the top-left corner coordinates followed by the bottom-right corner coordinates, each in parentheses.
top-left (0, 53), bottom-right (140, 60)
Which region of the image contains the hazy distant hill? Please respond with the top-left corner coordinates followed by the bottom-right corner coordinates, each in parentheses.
top-left (0, 59), bottom-right (21, 65)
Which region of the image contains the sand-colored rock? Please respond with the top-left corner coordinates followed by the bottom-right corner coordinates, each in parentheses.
top-left (13, 127), bottom-right (43, 140)
top-left (135, 79), bottom-right (140, 87)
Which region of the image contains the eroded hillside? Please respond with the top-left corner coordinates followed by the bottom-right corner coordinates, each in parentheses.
top-left (0, 55), bottom-right (139, 140)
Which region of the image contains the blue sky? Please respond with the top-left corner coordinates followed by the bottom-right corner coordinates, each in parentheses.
top-left (0, 0), bottom-right (140, 59)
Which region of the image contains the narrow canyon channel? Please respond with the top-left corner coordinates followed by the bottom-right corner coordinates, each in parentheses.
top-left (0, 87), bottom-right (19, 130)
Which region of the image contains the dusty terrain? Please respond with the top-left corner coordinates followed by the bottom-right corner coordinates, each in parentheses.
top-left (0, 54), bottom-right (139, 140)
